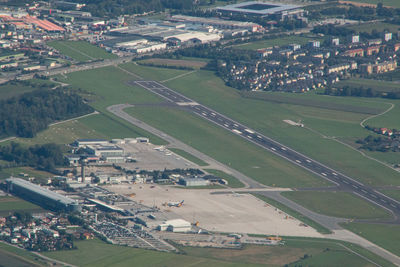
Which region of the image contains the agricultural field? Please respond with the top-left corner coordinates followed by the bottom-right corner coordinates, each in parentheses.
top-left (41, 238), bottom-right (391, 267)
top-left (235, 35), bottom-right (323, 50)
top-left (0, 196), bottom-right (44, 216)
top-left (342, 222), bottom-right (400, 257)
top-left (281, 191), bottom-right (392, 219)
top-left (48, 40), bottom-right (116, 62)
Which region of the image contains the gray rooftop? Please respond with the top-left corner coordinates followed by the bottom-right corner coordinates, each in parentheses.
top-left (217, 1), bottom-right (301, 15)
top-left (6, 178), bottom-right (77, 206)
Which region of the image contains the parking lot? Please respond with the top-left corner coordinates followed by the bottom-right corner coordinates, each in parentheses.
top-left (105, 184), bottom-right (323, 238)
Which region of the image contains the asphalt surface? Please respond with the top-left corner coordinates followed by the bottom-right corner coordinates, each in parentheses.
top-left (134, 80), bottom-right (400, 222)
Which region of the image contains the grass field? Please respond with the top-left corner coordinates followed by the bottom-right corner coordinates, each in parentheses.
top-left (235, 35), bottom-right (323, 50)
top-left (58, 65), bottom-right (328, 188)
top-left (0, 242), bottom-right (50, 267)
top-left (41, 237), bottom-right (390, 267)
top-left (0, 196), bottom-right (44, 216)
top-left (139, 58), bottom-right (207, 69)
top-left (337, 78), bottom-right (400, 93)
top-left (161, 69), bottom-right (400, 186)
top-left (281, 191), bottom-right (392, 219)
top-left (56, 64), bottom-right (400, 187)
top-left (342, 222), bottom-right (400, 257)
top-left (346, 0), bottom-right (400, 8)
top-left (346, 22), bottom-right (400, 34)
top-left (126, 105), bottom-right (328, 188)
top-left (0, 79), bottom-right (56, 100)
top-left (253, 194), bottom-right (331, 234)
top-left (168, 148), bottom-right (208, 166)
top-left (380, 189), bottom-right (400, 201)
top-left (0, 167), bottom-right (53, 182)
top-left (204, 169), bottom-right (245, 188)
top-left (48, 40), bottom-right (116, 62)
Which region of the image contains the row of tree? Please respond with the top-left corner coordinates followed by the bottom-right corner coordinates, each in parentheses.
top-left (0, 142), bottom-right (66, 172)
top-left (324, 86), bottom-right (400, 99)
top-left (0, 88), bottom-right (93, 138)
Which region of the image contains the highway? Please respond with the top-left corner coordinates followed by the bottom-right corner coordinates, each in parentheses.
top-left (134, 80), bottom-right (400, 220)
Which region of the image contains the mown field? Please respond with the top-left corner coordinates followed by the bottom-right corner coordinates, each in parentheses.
top-left (337, 78), bottom-right (400, 93)
top-left (346, 0), bottom-right (400, 8)
top-left (168, 148), bottom-right (208, 166)
top-left (58, 65), bottom-right (329, 188)
top-left (342, 222), bottom-right (400, 257)
top-left (346, 22), bottom-right (400, 34)
top-left (281, 191), bottom-right (392, 219)
top-left (0, 242), bottom-right (50, 267)
top-left (48, 40), bottom-right (116, 62)
top-left (41, 238), bottom-right (392, 267)
top-left (0, 196), bottom-right (44, 216)
top-left (204, 169), bottom-right (245, 188)
top-left (139, 58), bottom-right (207, 69)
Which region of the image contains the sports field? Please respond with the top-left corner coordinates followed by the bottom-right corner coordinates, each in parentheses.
top-left (281, 191), bottom-right (392, 219)
top-left (48, 40), bottom-right (116, 62)
top-left (41, 237), bottom-right (392, 267)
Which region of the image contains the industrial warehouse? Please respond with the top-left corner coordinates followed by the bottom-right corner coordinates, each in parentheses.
top-left (5, 178), bottom-right (81, 212)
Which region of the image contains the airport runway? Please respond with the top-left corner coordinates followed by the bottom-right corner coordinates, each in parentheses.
top-left (134, 80), bottom-right (400, 221)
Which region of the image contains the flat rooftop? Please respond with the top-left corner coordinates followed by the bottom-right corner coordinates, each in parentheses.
top-left (217, 1), bottom-right (301, 15)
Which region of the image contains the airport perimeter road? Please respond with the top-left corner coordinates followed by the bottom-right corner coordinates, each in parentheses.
top-left (134, 80), bottom-right (400, 221)
top-left (107, 104), bottom-right (268, 189)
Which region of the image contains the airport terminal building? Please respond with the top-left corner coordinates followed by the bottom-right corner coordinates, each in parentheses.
top-left (6, 178), bottom-right (81, 212)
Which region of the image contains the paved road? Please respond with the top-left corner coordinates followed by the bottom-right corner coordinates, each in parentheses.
top-left (107, 104), bottom-right (269, 189)
top-left (133, 80), bottom-right (400, 222)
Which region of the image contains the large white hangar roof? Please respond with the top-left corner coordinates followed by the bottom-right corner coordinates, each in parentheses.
top-left (217, 1), bottom-right (301, 15)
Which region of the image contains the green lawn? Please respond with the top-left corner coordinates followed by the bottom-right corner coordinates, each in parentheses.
top-left (379, 189), bottom-right (400, 202)
top-left (282, 191), bottom-right (392, 219)
top-left (41, 238), bottom-right (391, 267)
top-left (0, 167), bottom-right (53, 182)
top-left (48, 40), bottom-right (116, 62)
top-left (346, 22), bottom-right (400, 34)
top-left (0, 79), bottom-right (56, 100)
top-left (337, 78), bottom-right (400, 93)
top-left (204, 169), bottom-right (245, 188)
top-left (162, 69), bottom-right (400, 186)
top-left (0, 242), bottom-right (50, 267)
top-left (235, 35), bottom-right (323, 50)
top-left (119, 62), bottom-right (189, 81)
top-left (346, 0), bottom-right (400, 8)
top-left (253, 194), bottom-right (331, 234)
top-left (342, 222), bottom-right (400, 257)
top-left (126, 105), bottom-right (328, 188)
top-left (0, 196), bottom-right (44, 216)
top-left (168, 148), bottom-right (208, 166)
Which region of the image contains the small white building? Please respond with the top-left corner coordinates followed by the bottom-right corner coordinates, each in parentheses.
top-left (158, 219), bottom-right (191, 233)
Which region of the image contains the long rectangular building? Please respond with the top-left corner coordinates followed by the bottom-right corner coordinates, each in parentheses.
top-left (6, 178), bottom-right (81, 212)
